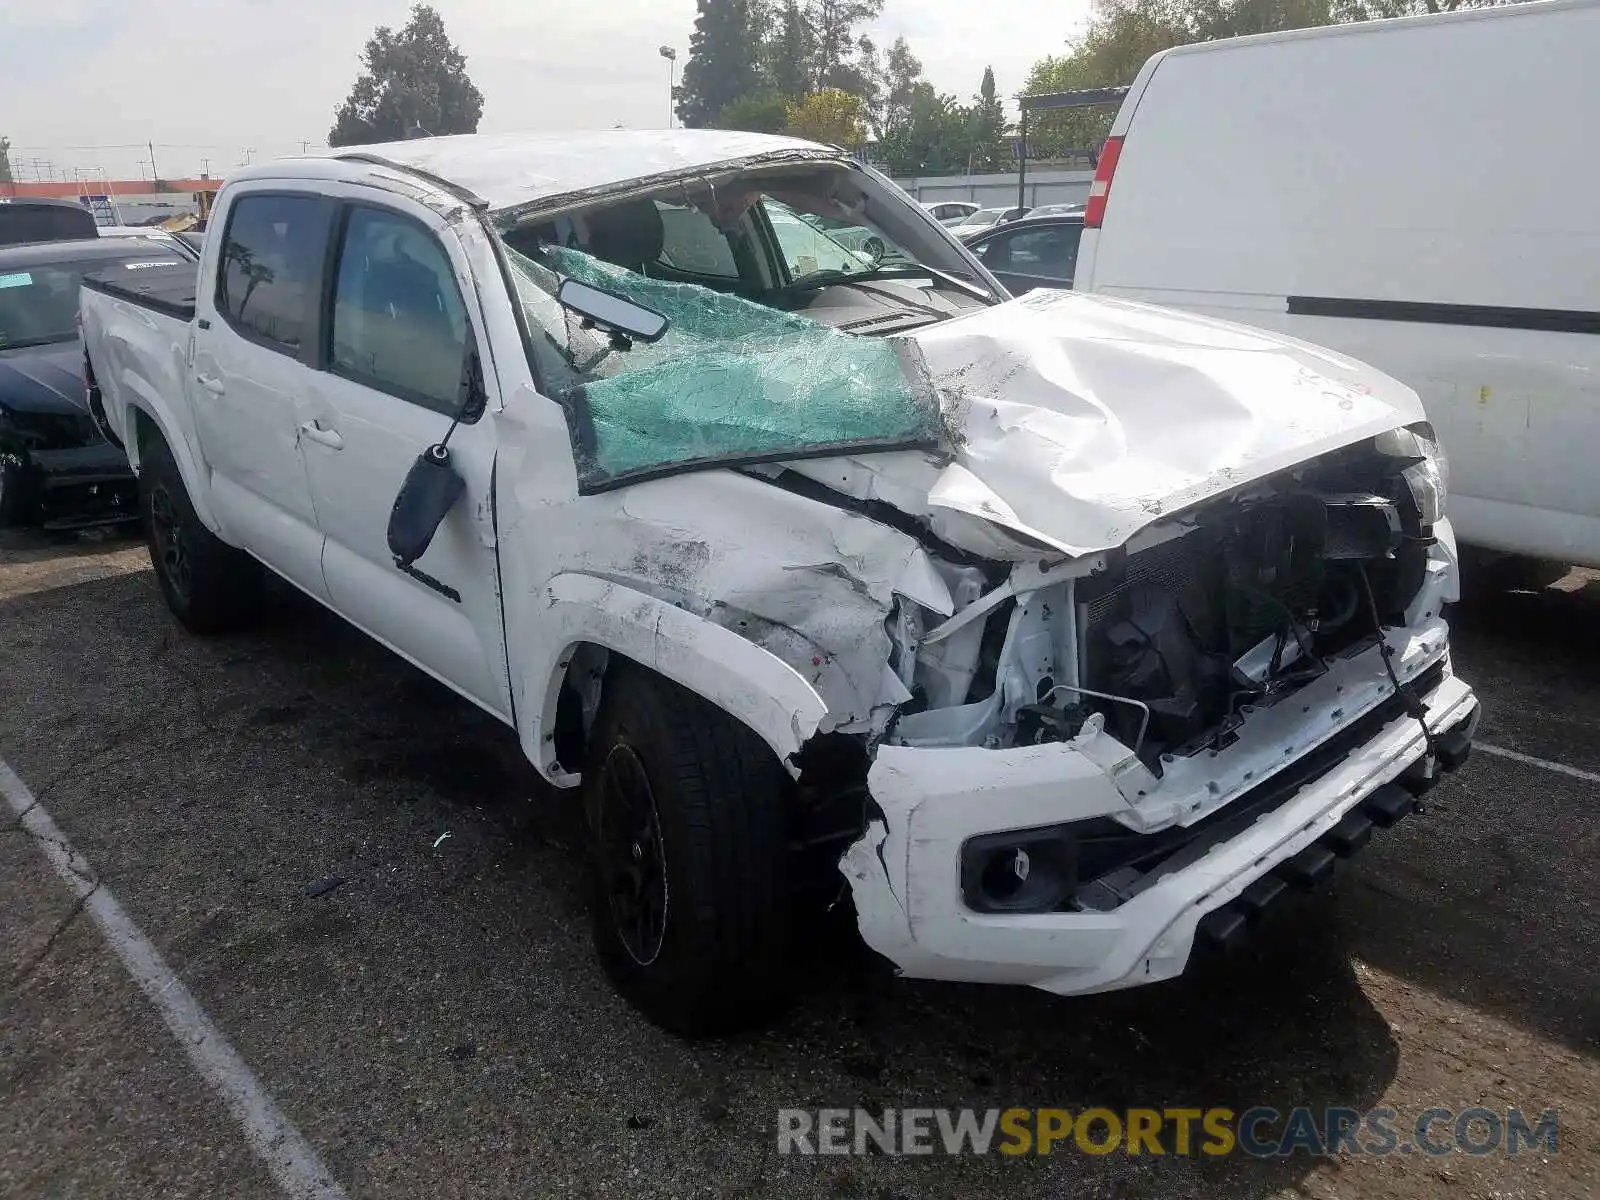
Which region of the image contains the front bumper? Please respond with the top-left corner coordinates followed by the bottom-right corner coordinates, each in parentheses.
top-left (842, 622), bottom-right (1478, 996)
top-left (28, 443), bottom-right (138, 528)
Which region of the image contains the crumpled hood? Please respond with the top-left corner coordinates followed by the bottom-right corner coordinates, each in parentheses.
top-left (895, 289), bottom-right (1424, 558)
top-left (0, 342), bottom-right (87, 418)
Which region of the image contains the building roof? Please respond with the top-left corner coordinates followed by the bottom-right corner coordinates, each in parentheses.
top-left (232, 130), bottom-right (842, 215)
top-left (2, 180), bottom-right (220, 200)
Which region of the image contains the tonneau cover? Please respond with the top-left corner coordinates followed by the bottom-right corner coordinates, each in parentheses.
top-left (82, 261), bottom-right (197, 322)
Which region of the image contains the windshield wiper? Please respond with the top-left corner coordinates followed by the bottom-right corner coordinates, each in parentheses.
top-left (780, 264), bottom-right (992, 303)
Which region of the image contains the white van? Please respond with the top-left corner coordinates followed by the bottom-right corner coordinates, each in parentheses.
top-left (1074, 0), bottom-right (1600, 569)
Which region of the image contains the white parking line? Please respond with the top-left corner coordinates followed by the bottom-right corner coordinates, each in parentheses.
top-left (0, 756), bottom-right (348, 1200)
top-left (1475, 742), bottom-right (1600, 785)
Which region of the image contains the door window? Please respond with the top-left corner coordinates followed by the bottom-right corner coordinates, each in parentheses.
top-left (328, 206), bottom-right (472, 414)
top-left (976, 225), bottom-right (1081, 283)
top-left (216, 194), bottom-right (331, 351)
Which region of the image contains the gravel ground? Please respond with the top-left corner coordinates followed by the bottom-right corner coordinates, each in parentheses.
top-left (0, 526), bottom-right (1594, 1199)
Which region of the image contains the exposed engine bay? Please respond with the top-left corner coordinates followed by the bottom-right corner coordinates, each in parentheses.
top-left (880, 437), bottom-right (1437, 770)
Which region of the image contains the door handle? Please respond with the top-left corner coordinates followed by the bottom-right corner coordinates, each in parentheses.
top-left (298, 420), bottom-right (344, 450)
top-left (196, 374), bottom-right (226, 396)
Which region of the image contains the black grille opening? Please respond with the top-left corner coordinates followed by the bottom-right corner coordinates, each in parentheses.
top-left (1073, 476), bottom-right (1427, 766)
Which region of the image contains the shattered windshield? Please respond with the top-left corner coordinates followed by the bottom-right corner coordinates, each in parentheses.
top-left (506, 244), bottom-right (944, 492)
top-left (498, 164), bottom-right (978, 492)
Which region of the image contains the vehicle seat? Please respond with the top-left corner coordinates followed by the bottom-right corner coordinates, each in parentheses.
top-left (584, 201), bottom-right (665, 275)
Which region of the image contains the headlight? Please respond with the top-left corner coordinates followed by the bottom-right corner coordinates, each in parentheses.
top-left (1375, 422), bottom-right (1448, 526)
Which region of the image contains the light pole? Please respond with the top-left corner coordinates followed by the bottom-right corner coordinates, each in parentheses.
top-left (658, 46), bottom-right (677, 128)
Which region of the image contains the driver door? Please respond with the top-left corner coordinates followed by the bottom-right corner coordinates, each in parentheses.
top-left (297, 199), bottom-right (511, 719)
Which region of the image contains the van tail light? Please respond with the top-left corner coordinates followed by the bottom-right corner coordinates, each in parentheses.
top-left (1084, 136), bottom-right (1124, 229)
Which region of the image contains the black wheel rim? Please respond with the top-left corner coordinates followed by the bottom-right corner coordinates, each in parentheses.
top-left (596, 742), bottom-right (668, 966)
top-left (148, 484), bottom-right (192, 604)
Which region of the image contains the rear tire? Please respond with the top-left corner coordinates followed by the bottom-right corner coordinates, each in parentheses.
top-left (583, 665), bottom-right (794, 1037)
top-left (139, 433), bottom-right (261, 633)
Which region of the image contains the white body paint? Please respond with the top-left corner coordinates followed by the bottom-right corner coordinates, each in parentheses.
top-left (81, 134), bottom-right (1476, 996)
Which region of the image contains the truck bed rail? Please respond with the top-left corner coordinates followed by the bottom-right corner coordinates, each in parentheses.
top-left (82, 261), bottom-right (198, 322)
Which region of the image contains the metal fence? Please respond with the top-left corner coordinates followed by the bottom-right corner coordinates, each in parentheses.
top-left (888, 166), bottom-right (1096, 212)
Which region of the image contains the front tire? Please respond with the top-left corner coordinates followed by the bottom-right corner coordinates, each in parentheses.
top-left (584, 666), bottom-right (794, 1036)
top-left (140, 434), bottom-right (261, 633)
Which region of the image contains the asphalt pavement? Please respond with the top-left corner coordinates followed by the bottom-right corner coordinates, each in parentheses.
top-left (1, 526), bottom-right (1594, 1199)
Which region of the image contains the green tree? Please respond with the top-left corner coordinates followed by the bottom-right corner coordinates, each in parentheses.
top-left (716, 92), bottom-right (791, 133)
top-left (0, 137), bottom-right (12, 184)
top-left (807, 0), bottom-right (884, 92)
top-left (678, 0), bottom-right (765, 128)
top-left (328, 5), bottom-right (484, 146)
top-left (967, 66), bottom-right (1008, 172)
top-left (877, 83), bottom-right (975, 176)
top-left (866, 35), bottom-right (922, 138)
top-left (786, 88), bottom-right (869, 146)
top-left (765, 0), bottom-right (814, 98)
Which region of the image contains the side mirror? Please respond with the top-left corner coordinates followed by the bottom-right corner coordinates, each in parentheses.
top-left (388, 444), bottom-right (465, 567)
top-left (556, 278), bottom-right (668, 347)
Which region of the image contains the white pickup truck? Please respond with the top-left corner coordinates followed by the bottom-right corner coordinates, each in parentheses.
top-left (80, 131), bottom-right (1479, 1036)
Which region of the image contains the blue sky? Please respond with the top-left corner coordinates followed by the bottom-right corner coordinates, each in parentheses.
top-left (0, 0), bottom-right (1091, 181)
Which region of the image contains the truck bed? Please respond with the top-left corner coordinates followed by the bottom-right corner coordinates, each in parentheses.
top-left (82, 260), bottom-right (197, 321)
top-left (80, 263), bottom-right (200, 456)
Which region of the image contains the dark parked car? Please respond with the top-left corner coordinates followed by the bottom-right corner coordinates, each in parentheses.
top-left (0, 197), bottom-right (100, 247)
top-left (0, 238), bottom-right (188, 528)
top-left (963, 213), bottom-right (1084, 296)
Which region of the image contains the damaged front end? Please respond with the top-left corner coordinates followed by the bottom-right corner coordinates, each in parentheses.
top-left (816, 425), bottom-right (1478, 994)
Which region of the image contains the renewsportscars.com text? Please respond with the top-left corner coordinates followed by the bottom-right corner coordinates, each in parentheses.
top-left (777, 1106), bottom-right (1559, 1158)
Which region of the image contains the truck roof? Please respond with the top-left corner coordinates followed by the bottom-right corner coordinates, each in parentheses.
top-left (227, 130), bottom-right (841, 216)
top-left (0, 196), bottom-right (93, 211)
